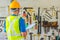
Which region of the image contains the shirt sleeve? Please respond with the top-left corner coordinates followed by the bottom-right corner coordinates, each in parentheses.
top-left (4, 21), bottom-right (6, 32)
top-left (19, 17), bottom-right (26, 32)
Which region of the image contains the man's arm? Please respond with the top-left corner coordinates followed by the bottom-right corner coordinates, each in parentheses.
top-left (19, 17), bottom-right (27, 38)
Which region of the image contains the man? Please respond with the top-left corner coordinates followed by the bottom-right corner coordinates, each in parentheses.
top-left (4, 1), bottom-right (27, 40)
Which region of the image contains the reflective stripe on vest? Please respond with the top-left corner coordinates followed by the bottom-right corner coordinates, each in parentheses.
top-left (7, 16), bottom-right (21, 36)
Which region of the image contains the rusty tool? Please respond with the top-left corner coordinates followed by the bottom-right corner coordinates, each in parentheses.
top-left (29, 32), bottom-right (33, 40)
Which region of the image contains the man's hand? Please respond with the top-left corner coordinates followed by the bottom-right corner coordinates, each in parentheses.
top-left (21, 32), bottom-right (27, 38)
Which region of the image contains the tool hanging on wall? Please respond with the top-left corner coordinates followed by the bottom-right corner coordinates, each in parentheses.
top-left (50, 6), bottom-right (58, 29)
top-left (46, 11), bottom-right (52, 18)
top-left (43, 16), bottom-right (49, 20)
top-left (37, 7), bottom-right (41, 34)
top-left (43, 18), bottom-right (48, 33)
top-left (34, 15), bottom-right (38, 30)
top-left (56, 29), bottom-right (60, 40)
top-left (8, 6), bottom-right (10, 15)
top-left (34, 22), bottom-right (38, 30)
top-left (38, 34), bottom-right (40, 40)
top-left (56, 11), bottom-right (58, 19)
top-left (23, 7), bottom-right (32, 23)
top-left (48, 36), bottom-right (51, 40)
top-left (29, 16), bottom-right (32, 24)
top-left (0, 28), bottom-right (2, 32)
top-left (33, 34), bottom-right (37, 40)
top-left (29, 32), bottom-right (33, 40)
top-left (26, 15), bottom-right (29, 23)
top-left (45, 14), bottom-right (52, 19)
top-left (36, 15), bottom-right (38, 20)
top-left (45, 8), bottom-right (52, 18)
top-left (42, 8), bottom-right (52, 33)
top-left (40, 38), bottom-right (44, 40)
top-left (33, 13), bottom-right (36, 20)
top-left (10, 0), bottom-right (14, 2)
top-left (43, 34), bottom-right (47, 40)
top-left (55, 10), bottom-right (58, 30)
top-left (51, 30), bottom-right (56, 40)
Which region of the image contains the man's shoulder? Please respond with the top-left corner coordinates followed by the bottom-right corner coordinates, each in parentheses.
top-left (20, 17), bottom-right (24, 20)
top-left (19, 17), bottom-right (25, 21)
top-left (6, 16), bottom-right (10, 19)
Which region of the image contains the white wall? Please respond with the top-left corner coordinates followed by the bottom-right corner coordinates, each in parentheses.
top-left (0, 0), bottom-right (60, 17)
top-left (18, 0), bottom-right (60, 8)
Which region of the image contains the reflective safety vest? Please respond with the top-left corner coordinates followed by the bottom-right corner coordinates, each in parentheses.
top-left (6, 16), bottom-right (24, 40)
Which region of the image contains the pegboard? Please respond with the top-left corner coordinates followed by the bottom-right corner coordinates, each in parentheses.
top-left (0, 17), bottom-right (7, 40)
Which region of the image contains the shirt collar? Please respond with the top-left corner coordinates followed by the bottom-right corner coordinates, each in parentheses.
top-left (11, 14), bottom-right (18, 16)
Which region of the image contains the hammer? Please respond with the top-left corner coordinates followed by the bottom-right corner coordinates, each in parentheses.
top-left (29, 32), bottom-right (33, 40)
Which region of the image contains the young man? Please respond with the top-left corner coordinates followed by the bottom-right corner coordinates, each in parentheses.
top-left (4, 1), bottom-right (26, 40)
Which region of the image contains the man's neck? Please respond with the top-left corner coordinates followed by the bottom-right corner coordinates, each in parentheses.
top-left (12, 14), bottom-right (18, 16)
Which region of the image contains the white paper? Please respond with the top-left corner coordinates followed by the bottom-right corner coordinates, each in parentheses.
top-left (26, 22), bottom-right (35, 30)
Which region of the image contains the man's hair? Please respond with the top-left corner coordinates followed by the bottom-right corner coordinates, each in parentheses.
top-left (11, 8), bottom-right (19, 12)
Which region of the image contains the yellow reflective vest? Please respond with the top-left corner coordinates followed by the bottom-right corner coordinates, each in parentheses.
top-left (6, 16), bottom-right (24, 40)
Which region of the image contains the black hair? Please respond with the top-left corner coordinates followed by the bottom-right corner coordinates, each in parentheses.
top-left (11, 8), bottom-right (17, 10)
top-left (11, 8), bottom-right (20, 12)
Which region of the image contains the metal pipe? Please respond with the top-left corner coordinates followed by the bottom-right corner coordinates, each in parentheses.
top-left (29, 32), bottom-right (33, 40)
top-left (37, 7), bottom-right (41, 34)
top-left (48, 36), bottom-right (51, 40)
top-left (45, 14), bottom-right (52, 19)
top-left (40, 38), bottom-right (44, 40)
top-left (45, 10), bottom-right (52, 18)
top-left (43, 16), bottom-right (49, 20)
top-left (30, 17), bottom-right (32, 24)
top-left (56, 11), bottom-right (58, 19)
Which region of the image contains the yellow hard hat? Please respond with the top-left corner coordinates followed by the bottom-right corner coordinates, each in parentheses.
top-left (10, 1), bottom-right (21, 8)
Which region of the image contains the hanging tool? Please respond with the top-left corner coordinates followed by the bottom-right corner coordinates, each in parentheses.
top-left (30, 16), bottom-right (32, 24)
top-left (37, 34), bottom-right (40, 40)
top-left (48, 36), bottom-right (51, 40)
top-left (43, 18), bottom-right (48, 33)
top-left (45, 14), bottom-right (52, 19)
top-left (40, 38), bottom-right (44, 40)
top-left (36, 15), bottom-right (38, 20)
top-left (45, 9), bottom-right (52, 18)
top-left (43, 16), bottom-right (49, 20)
top-left (10, 0), bottom-right (14, 2)
top-left (33, 13), bottom-right (36, 20)
top-left (37, 7), bottom-right (41, 40)
top-left (34, 15), bottom-right (38, 30)
top-left (35, 22), bottom-right (38, 30)
top-left (33, 34), bottom-right (37, 40)
top-left (56, 28), bottom-right (60, 40)
top-left (29, 32), bottom-right (33, 40)
top-left (26, 15), bottom-right (29, 23)
top-left (57, 29), bottom-right (60, 40)
top-left (8, 6), bottom-right (10, 15)
top-left (44, 34), bottom-right (47, 40)
top-left (56, 29), bottom-right (60, 40)
top-left (51, 30), bottom-right (56, 40)
top-left (55, 11), bottom-right (58, 29)
top-left (50, 6), bottom-right (58, 29)
top-left (27, 12), bottom-right (31, 16)
top-left (37, 7), bottom-right (41, 34)
top-left (0, 28), bottom-right (2, 32)
top-left (56, 11), bottom-right (58, 19)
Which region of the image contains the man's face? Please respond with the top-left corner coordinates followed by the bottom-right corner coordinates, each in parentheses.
top-left (18, 9), bottom-right (20, 13)
top-left (14, 9), bottom-right (20, 15)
